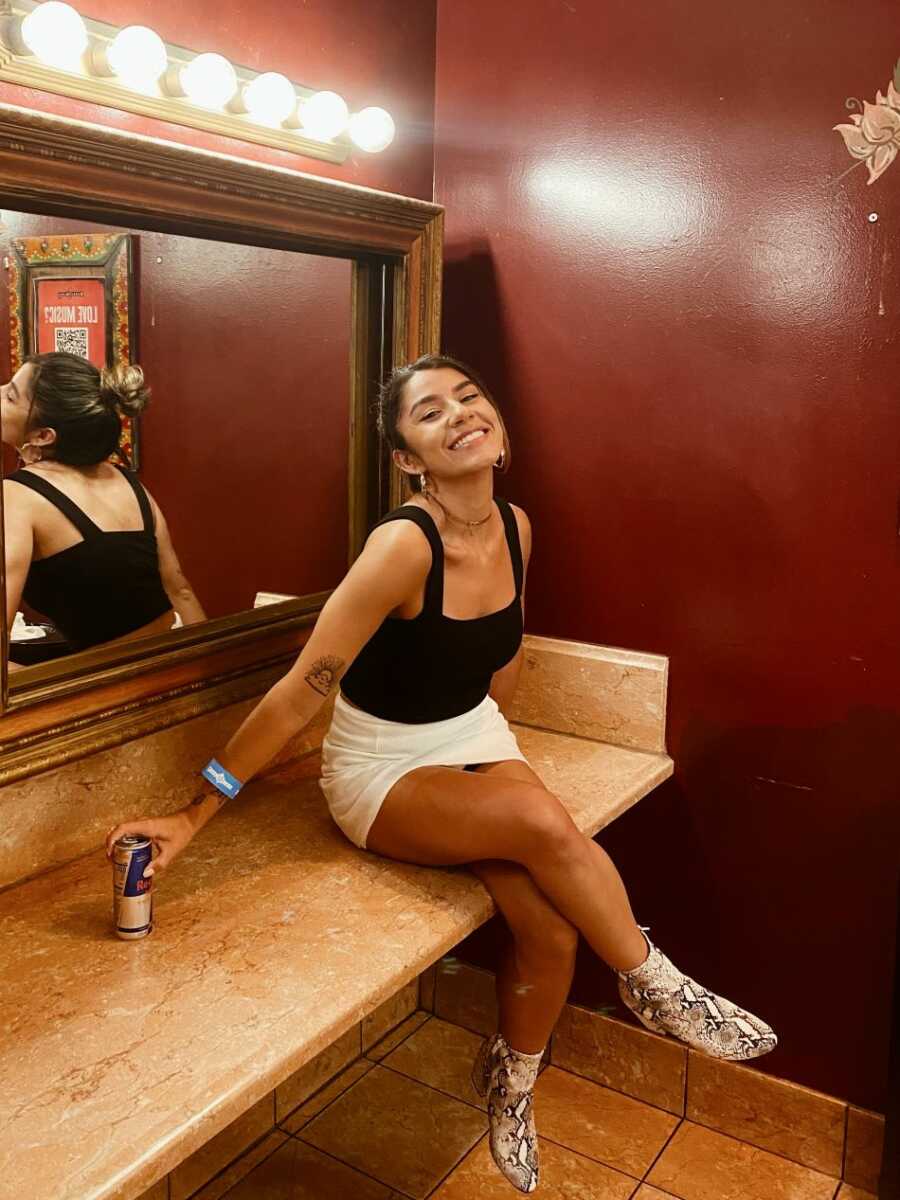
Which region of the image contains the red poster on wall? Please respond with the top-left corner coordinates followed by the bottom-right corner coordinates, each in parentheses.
top-left (35, 277), bottom-right (107, 367)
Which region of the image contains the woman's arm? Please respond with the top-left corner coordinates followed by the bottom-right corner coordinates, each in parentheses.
top-left (147, 494), bottom-right (207, 625)
top-left (181, 519), bottom-right (433, 834)
top-left (2, 481), bottom-right (34, 629)
top-left (490, 503), bottom-right (531, 717)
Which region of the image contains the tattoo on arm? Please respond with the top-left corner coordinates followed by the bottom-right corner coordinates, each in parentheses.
top-left (189, 787), bottom-right (226, 809)
top-left (304, 655), bottom-right (345, 697)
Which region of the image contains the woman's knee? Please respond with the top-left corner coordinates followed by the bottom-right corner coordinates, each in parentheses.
top-left (512, 785), bottom-right (583, 865)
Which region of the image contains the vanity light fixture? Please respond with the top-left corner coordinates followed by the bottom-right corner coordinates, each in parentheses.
top-left (239, 71), bottom-right (297, 126)
top-left (0, 0), bottom-right (396, 162)
top-left (298, 90), bottom-right (350, 141)
top-left (174, 52), bottom-right (238, 109)
top-left (99, 25), bottom-right (168, 93)
top-left (348, 107), bottom-right (396, 153)
top-left (19, 0), bottom-right (87, 70)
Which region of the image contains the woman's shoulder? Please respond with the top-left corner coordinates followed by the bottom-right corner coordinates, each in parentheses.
top-left (3, 471), bottom-right (46, 506)
top-left (365, 504), bottom-right (434, 559)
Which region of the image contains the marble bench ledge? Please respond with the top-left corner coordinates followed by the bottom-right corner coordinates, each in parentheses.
top-left (0, 722), bottom-right (672, 1200)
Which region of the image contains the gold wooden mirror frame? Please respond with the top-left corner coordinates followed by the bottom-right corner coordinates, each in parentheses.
top-left (0, 102), bottom-right (442, 785)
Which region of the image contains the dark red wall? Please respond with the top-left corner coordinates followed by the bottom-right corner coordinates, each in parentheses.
top-left (435, 1), bottom-right (900, 1109)
top-left (0, 211), bottom-right (351, 618)
top-left (0, 0), bottom-right (436, 201)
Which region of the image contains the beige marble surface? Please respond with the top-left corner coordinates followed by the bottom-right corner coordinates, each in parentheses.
top-left (0, 723), bottom-right (672, 1200)
top-left (508, 635), bottom-right (669, 752)
top-left (0, 695), bottom-right (334, 891)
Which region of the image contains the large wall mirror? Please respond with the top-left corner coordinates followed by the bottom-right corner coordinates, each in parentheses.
top-left (0, 104), bottom-right (442, 783)
top-left (3, 212), bottom-right (352, 671)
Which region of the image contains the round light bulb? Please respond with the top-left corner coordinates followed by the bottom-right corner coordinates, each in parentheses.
top-left (106, 26), bottom-right (167, 91)
top-left (21, 1), bottom-right (88, 70)
top-left (348, 106), bottom-right (395, 153)
top-left (243, 71), bottom-right (296, 125)
top-left (299, 90), bottom-right (349, 141)
top-left (180, 52), bottom-right (237, 108)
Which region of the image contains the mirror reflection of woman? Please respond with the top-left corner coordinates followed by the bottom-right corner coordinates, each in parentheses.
top-left (106, 354), bottom-right (776, 1195)
top-left (1, 352), bottom-right (205, 664)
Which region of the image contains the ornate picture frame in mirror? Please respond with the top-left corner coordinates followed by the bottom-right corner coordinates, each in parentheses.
top-left (8, 231), bottom-right (138, 467)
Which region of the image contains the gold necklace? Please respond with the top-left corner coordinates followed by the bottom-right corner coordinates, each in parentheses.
top-left (421, 484), bottom-right (492, 529)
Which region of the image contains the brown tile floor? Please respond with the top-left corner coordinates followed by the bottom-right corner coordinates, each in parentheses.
top-left (205, 1013), bottom-right (874, 1200)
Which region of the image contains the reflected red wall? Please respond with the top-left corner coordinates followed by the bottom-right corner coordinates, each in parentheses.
top-left (435, 1), bottom-right (900, 1108)
top-left (0, 0), bottom-right (436, 200)
top-left (0, 211), bottom-right (350, 618)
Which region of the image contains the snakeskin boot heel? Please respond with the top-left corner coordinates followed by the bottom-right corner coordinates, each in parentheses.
top-left (472, 1032), bottom-right (543, 1193)
top-left (617, 932), bottom-right (777, 1061)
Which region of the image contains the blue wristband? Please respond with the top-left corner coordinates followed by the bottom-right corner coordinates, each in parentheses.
top-left (202, 758), bottom-right (243, 799)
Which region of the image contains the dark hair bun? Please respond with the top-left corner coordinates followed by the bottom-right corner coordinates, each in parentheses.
top-left (99, 363), bottom-right (150, 417)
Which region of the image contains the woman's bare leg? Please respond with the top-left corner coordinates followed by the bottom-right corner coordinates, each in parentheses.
top-left (469, 857), bottom-right (578, 1054)
top-left (367, 760), bottom-right (648, 972)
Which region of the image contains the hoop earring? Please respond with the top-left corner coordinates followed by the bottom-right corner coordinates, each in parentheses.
top-left (17, 441), bottom-right (43, 467)
top-left (494, 449), bottom-right (506, 470)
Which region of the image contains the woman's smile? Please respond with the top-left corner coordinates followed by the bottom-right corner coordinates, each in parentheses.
top-left (448, 426), bottom-right (491, 452)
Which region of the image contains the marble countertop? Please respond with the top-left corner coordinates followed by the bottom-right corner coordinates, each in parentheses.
top-left (0, 724), bottom-right (672, 1200)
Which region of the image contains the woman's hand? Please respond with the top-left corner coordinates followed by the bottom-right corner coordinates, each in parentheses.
top-left (105, 810), bottom-right (197, 878)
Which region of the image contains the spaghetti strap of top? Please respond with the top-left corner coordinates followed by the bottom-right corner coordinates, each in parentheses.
top-left (7, 469), bottom-right (103, 539)
top-left (113, 466), bottom-right (155, 534)
top-left (8, 465), bottom-right (155, 538)
top-left (370, 496), bottom-right (523, 619)
top-left (496, 496), bottom-right (524, 595)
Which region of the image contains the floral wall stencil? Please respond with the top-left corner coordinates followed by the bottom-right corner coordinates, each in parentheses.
top-left (833, 57), bottom-right (900, 183)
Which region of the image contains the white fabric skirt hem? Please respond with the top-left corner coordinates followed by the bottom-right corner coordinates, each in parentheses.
top-left (319, 690), bottom-right (529, 850)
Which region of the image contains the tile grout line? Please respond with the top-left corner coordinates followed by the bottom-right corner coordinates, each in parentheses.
top-left (276, 1011), bottom-right (433, 1132)
top-left (535, 1131), bottom-right (643, 1182)
top-left (547, 1050), bottom-right (687, 1119)
top-left (365, 1011), bottom-right (434, 1062)
top-left (375, 1057), bottom-right (487, 1114)
top-left (276, 1057), bottom-right (378, 1134)
top-left (640, 1116), bottom-right (683, 1184)
top-left (423, 1130), bottom-right (490, 1199)
top-left (286, 1047), bottom-right (489, 1198)
top-left (513, 1014), bottom-right (851, 1185)
top-left (665, 1118), bottom-right (850, 1189)
top-left (289, 1126), bottom-right (419, 1199)
top-left (194, 1126), bottom-right (290, 1200)
top-left (682, 1045), bottom-right (689, 1119)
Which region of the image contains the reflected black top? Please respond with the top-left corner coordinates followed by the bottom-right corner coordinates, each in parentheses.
top-left (340, 497), bottom-right (523, 723)
top-left (8, 466), bottom-right (172, 652)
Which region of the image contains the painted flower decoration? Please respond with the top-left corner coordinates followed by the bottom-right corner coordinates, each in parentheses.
top-left (834, 72), bottom-right (900, 184)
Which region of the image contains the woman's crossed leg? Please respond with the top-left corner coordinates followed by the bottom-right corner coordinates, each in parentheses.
top-left (366, 757), bottom-right (648, 974)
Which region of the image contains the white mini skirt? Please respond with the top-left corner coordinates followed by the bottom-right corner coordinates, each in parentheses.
top-left (319, 690), bottom-right (529, 850)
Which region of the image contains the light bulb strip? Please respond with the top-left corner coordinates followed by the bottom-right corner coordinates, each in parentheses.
top-left (0, 0), bottom-right (397, 163)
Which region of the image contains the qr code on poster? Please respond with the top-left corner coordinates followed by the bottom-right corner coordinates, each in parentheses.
top-left (54, 327), bottom-right (89, 359)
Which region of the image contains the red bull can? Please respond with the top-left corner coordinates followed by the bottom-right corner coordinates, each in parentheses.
top-left (112, 834), bottom-right (153, 940)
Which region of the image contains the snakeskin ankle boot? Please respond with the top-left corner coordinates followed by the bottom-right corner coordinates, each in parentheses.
top-left (617, 932), bottom-right (777, 1060)
top-left (472, 1032), bottom-right (543, 1193)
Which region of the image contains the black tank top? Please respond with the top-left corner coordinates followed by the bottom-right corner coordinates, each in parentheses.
top-left (8, 466), bottom-right (173, 652)
top-left (339, 497), bottom-right (524, 723)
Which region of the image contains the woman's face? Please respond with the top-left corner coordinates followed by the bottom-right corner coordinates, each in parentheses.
top-left (396, 367), bottom-right (501, 480)
top-left (0, 364), bottom-right (37, 449)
